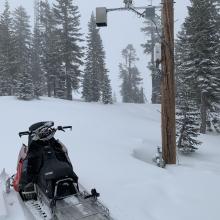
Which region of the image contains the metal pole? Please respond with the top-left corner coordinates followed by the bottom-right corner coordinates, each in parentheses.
top-left (161, 0), bottom-right (176, 164)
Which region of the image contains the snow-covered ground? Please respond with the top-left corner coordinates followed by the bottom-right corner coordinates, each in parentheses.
top-left (0, 96), bottom-right (220, 220)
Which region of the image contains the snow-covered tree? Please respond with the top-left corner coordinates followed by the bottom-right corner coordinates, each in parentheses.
top-left (119, 44), bottom-right (145, 103)
top-left (56, 73), bottom-right (66, 99)
top-left (30, 1), bottom-right (46, 98)
top-left (141, 16), bottom-right (161, 104)
top-left (82, 13), bottom-right (112, 104)
top-left (207, 106), bottom-right (220, 133)
top-left (16, 71), bottom-right (34, 100)
top-left (0, 0), bottom-right (14, 96)
top-left (102, 71), bottom-right (112, 104)
top-left (13, 6), bottom-right (34, 100)
top-left (41, 0), bottom-right (62, 97)
top-left (176, 0), bottom-right (220, 134)
top-left (138, 87), bottom-right (145, 104)
top-left (112, 92), bottom-right (117, 103)
top-left (53, 0), bottom-right (84, 100)
top-left (176, 88), bottom-right (201, 153)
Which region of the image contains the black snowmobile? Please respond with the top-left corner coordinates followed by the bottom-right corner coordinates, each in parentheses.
top-left (13, 122), bottom-right (78, 201)
top-left (8, 122), bottom-right (112, 220)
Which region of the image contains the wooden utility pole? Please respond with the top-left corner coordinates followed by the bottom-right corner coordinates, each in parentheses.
top-left (161, 0), bottom-right (176, 164)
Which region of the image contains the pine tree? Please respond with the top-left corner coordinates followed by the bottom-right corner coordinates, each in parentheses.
top-left (176, 0), bottom-right (220, 134)
top-left (31, 28), bottom-right (45, 98)
top-left (112, 92), bottom-right (117, 103)
top-left (176, 88), bottom-right (201, 153)
top-left (82, 14), bottom-right (100, 102)
top-left (30, 1), bottom-right (45, 98)
top-left (53, 0), bottom-right (84, 100)
top-left (141, 16), bottom-right (161, 104)
top-left (102, 71), bottom-right (112, 104)
top-left (175, 26), bottom-right (193, 97)
top-left (138, 87), bottom-right (145, 104)
top-left (130, 66), bottom-right (144, 102)
top-left (16, 71), bottom-right (34, 100)
top-left (41, 0), bottom-right (62, 97)
top-left (56, 72), bottom-right (66, 99)
top-left (119, 63), bottom-right (131, 103)
top-left (190, 0), bottom-right (220, 133)
top-left (119, 44), bottom-right (145, 103)
top-left (13, 6), bottom-right (34, 100)
top-left (216, 0), bottom-right (220, 93)
top-left (82, 13), bottom-right (112, 104)
top-left (0, 0), bottom-right (14, 96)
top-left (208, 0), bottom-right (220, 132)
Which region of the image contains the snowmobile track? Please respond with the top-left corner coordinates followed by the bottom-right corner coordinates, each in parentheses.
top-left (25, 200), bottom-right (52, 220)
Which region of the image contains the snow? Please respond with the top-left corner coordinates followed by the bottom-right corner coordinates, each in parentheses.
top-left (0, 96), bottom-right (220, 220)
top-left (0, 171), bottom-right (7, 219)
top-left (0, 169), bottom-right (29, 220)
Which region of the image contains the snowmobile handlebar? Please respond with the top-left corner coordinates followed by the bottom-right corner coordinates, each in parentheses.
top-left (19, 131), bottom-right (30, 137)
top-left (57, 126), bottom-right (72, 131)
top-left (18, 125), bottom-right (72, 138)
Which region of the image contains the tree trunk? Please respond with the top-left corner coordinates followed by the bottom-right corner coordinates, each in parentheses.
top-left (200, 91), bottom-right (207, 134)
top-left (177, 117), bottom-right (187, 149)
top-left (53, 79), bottom-right (56, 97)
top-left (47, 78), bottom-right (52, 97)
top-left (66, 68), bottom-right (72, 100)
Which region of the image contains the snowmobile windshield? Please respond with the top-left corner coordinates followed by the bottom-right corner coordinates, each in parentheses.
top-left (31, 124), bottom-right (56, 141)
top-left (29, 121), bottom-right (54, 132)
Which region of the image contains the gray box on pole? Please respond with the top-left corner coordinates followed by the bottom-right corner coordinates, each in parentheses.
top-left (96, 7), bottom-right (107, 27)
top-left (145, 7), bottom-right (155, 19)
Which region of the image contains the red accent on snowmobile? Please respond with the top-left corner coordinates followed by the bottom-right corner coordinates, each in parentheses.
top-left (13, 160), bottom-right (23, 192)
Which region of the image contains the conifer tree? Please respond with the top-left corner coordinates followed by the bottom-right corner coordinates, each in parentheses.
top-left (82, 13), bottom-right (112, 104)
top-left (82, 14), bottom-right (101, 102)
top-left (119, 44), bottom-right (145, 103)
top-left (141, 18), bottom-right (161, 104)
top-left (130, 66), bottom-right (144, 102)
top-left (16, 71), bottom-right (34, 100)
top-left (112, 92), bottom-right (117, 103)
top-left (0, 0), bottom-right (14, 96)
top-left (53, 0), bottom-right (84, 100)
top-left (41, 0), bottom-right (61, 97)
top-left (13, 6), bottom-right (34, 100)
top-left (31, 28), bottom-right (45, 98)
top-left (56, 73), bottom-right (66, 99)
top-left (102, 71), bottom-right (112, 104)
top-left (176, 88), bottom-right (201, 153)
top-left (138, 87), bottom-right (145, 104)
top-left (209, 0), bottom-right (220, 132)
top-left (176, 0), bottom-right (220, 134)
top-left (119, 63), bottom-right (131, 103)
top-left (30, 1), bottom-right (45, 98)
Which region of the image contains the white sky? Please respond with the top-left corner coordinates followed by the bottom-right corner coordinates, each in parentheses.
top-left (0, 0), bottom-right (191, 101)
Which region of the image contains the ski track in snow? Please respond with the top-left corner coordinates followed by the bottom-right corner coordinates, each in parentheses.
top-left (0, 170), bottom-right (30, 220)
top-left (0, 96), bottom-right (220, 220)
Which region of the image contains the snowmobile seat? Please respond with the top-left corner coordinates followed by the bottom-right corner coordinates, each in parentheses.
top-left (50, 139), bottom-right (70, 164)
top-left (39, 145), bottom-right (77, 197)
top-left (38, 157), bottom-right (78, 199)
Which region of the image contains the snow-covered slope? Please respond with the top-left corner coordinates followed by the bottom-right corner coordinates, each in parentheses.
top-left (0, 96), bottom-right (220, 220)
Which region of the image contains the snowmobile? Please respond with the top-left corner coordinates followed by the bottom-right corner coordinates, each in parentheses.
top-left (6, 121), bottom-right (113, 220)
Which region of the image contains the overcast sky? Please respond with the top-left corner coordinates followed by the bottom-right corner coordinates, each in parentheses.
top-left (0, 0), bottom-right (191, 101)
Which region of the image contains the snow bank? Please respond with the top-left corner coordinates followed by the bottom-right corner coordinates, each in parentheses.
top-left (0, 170), bottom-right (7, 219)
top-left (0, 96), bottom-right (220, 220)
